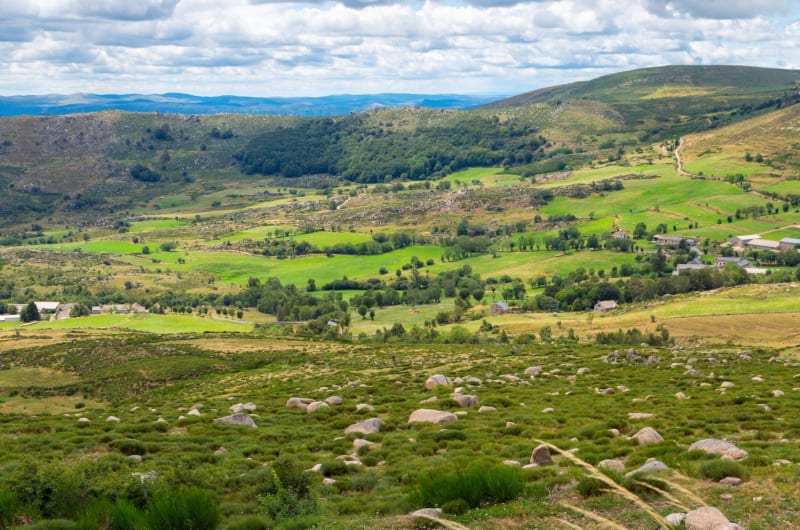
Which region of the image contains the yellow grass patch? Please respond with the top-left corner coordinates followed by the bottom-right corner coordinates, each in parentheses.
top-left (643, 86), bottom-right (715, 99)
top-left (0, 396), bottom-right (103, 415)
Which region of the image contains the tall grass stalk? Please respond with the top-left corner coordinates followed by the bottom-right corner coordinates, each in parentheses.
top-left (559, 502), bottom-right (630, 530)
top-left (534, 439), bottom-right (671, 529)
top-left (412, 513), bottom-right (472, 530)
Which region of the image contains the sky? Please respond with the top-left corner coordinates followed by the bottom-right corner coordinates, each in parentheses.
top-left (1, 0), bottom-right (799, 97)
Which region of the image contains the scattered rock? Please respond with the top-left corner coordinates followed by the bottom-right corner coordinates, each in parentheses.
top-left (307, 463), bottom-right (322, 472)
top-left (505, 421), bottom-right (517, 428)
top-left (686, 369), bottom-right (702, 378)
top-left (609, 428), bottom-right (620, 437)
top-left (500, 374), bottom-right (521, 382)
top-left (758, 403), bottom-right (772, 411)
top-left (720, 381), bottom-right (735, 389)
top-left (625, 458), bottom-right (669, 477)
top-left (451, 393), bottom-right (479, 408)
top-left (411, 508), bottom-right (443, 519)
top-left (665, 513), bottom-right (686, 527)
top-left (213, 413), bottom-right (257, 428)
top-left (355, 403), bottom-right (375, 412)
top-left (675, 392), bottom-right (689, 400)
top-left (325, 396), bottom-right (344, 406)
top-left (773, 459), bottom-right (792, 466)
top-left (772, 389), bottom-right (784, 397)
top-left (688, 439), bottom-right (748, 460)
top-left (286, 397), bottom-right (314, 411)
top-left (187, 409), bottom-right (202, 416)
top-left (464, 376), bottom-right (482, 385)
top-left (576, 367), bottom-right (591, 375)
top-left (230, 402), bottom-right (257, 413)
top-left (598, 459), bottom-right (625, 473)
top-left (353, 439), bottom-right (374, 450)
top-left (425, 374), bottom-right (452, 390)
top-left (420, 396), bottom-right (438, 404)
top-left (752, 376), bottom-right (764, 382)
top-left (132, 470), bottom-right (158, 484)
top-left (530, 444), bottom-right (553, 466)
top-left (685, 506), bottom-right (743, 530)
top-left (478, 405), bottom-right (497, 412)
top-left (127, 455), bottom-right (143, 463)
top-left (345, 418), bottom-right (384, 435)
top-left (408, 409), bottom-right (457, 425)
top-left (106, 416), bottom-right (120, 423)
top-left (306, 401), bottom-right (329, 413)
top-left (503, 460), bottom-right (521, 467)
top-left (214, 447), bottom-right (228, 456)
top-left (78, 417), bottom-right (90, 423)
top-left (595, 387), bottom-right (615, 395)
top-left (524, 366), bottom-right (543, 376)
top-left (155, 417), bottom-right (167, 424)
top-left (719, 477), bottom-right (743, 487)
top-left (720, 493), bottom-right (733, 500)
top-left (631, 427), bottom-right (663, 445)
top-left (322, 477), bottom-right (337, 486)
top-left (541, 407), bottom-right (554, 413)
top-left (628, 412), bottom-right (654, 420)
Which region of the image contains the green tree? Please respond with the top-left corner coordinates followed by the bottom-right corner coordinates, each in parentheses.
top-left (20, 302), bottom-right (40, 322)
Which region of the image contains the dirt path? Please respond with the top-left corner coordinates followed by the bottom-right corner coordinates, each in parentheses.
top-left (674, 137), bottom-right (691, 176)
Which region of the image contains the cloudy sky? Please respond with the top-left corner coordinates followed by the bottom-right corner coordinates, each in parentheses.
top-left (1, 0), bottom-right (799, 97)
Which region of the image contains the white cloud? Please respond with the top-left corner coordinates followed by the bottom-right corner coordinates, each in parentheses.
top-left (0, 0), bottom-right (797, 96)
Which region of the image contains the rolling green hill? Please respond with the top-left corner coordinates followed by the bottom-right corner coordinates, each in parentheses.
top-left (0, 65), bottom-right (798, 229)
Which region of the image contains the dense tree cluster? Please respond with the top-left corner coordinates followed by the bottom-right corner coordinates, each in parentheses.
top-left (235, 114), bottom-right (545, 182)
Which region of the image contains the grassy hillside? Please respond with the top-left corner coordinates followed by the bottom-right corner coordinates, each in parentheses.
top-left (0, 65), bottom-right (798, 228)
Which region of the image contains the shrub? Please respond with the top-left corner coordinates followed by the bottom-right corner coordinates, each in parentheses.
top-left (145, 488), bottom-right (219, 530)
top-left (441, 498), bottom-right (469, 515)
top-left (576, 476), bottom-right (606, 497)
top-left (698, 459), bottom-right (747, 481)
top-left (111, 439), bottom-right (146, 456)
top-left (223, 514), bottom-right (272, 530)
top-left (411, 463), bottom-right (525, 509)
top-left (319, 460), bottom-right (349, 477)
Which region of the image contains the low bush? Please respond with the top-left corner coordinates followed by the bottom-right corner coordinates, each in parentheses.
top-left (145, 487), bottom-right (219, 530)
top-left (697, 459), bottom-right (747, 481)
top-left (411, 463), bottom-right (525, 509)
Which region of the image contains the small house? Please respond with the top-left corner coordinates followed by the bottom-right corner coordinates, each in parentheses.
top-left (715, 257), bottom-right (750, 269)
top-left (779, 238), bottom-right (800, 251)
top-left (745, 238), bottom-right (781, 252)
top-left (35, 301), bottom-right (61, 314)
top-left (729, 234), bottom-right (759, 249)
top-left (652, 235), bottom-right (696, 247)
top-left (673, 263), bottom-right (710, 275)
top-left (594, 300), bottom-right (618, 313)
top-left (490, 301), bottom-right (510, 315)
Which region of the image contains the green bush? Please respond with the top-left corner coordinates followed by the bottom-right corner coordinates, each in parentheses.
top-left (441, 498), bottom-right (469, 515)
top-left (21, 520), bottom-right (77, 530)
top-left (576, 477), bottom-right (606, 497)
top-left (0, 487), bottom-right (18, 528)
top-left (145, 488), bottom-right (219, 530)
top-left (223, 514), bottom-right (272, 530)
top-left (411, 463), bottom-right (525, 509)
top-left (320, 460), bottom-right (349, 477)
top-left (698, 459), bottom-right (747, 481)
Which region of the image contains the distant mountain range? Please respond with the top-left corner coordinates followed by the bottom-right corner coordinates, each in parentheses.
top-left (0, 92), bottom-right (505, 117)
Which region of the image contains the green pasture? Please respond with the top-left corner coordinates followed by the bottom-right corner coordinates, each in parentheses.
top-left (122, 245), bottom-right (448, 286)
top-left (536, 162), bottom-right (677, 189)
top-left (462, 250), bottom-right (637, 279)
top-left (29, 313), bottom-right (252, 334)
top-left (684, 154), bottom-right (766, 179)
top-left (761, 181), bottom-right (800, 196)
top-left (762, 227), bottom-right (800, 240)
top-left (203, 224), bottom-right (298, 245)
top-left (442, 167), bottom-right (523, 188)
top-left (128, 219), bottom-right (189, 233)
top-left (287, 231), bottom-right (374, 247)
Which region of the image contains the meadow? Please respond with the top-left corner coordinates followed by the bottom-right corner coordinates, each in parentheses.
top-left (1, 331), bottom-right (799, 529)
